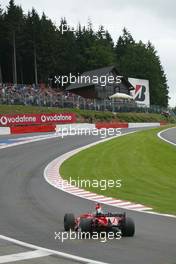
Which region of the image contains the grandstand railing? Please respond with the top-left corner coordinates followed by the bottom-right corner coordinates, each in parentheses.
top-left (0, 83), bottom-right (170, 114)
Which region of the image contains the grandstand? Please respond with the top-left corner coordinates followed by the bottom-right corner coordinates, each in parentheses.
top-left (0, 82), bottom-right (170, 115)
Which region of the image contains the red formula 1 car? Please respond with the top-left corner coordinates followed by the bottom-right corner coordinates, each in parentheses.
top-left (64, 203), bottom-right (135, 237)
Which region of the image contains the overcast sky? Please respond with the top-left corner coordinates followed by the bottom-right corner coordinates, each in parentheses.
top-left (1, 0), bottom-right (176, 107)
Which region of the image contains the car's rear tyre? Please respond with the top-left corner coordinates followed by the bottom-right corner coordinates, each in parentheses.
top-left (111, 226), bottom-right (122, 238)
top-left (121, 217), bottom-right (135, 237)
top-left (64, 213), bottom-right (75, 231)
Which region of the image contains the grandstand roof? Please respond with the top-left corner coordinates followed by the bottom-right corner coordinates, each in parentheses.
top-left (66, 66), bottom-right (134, 91)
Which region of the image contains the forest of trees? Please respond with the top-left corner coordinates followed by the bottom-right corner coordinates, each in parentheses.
top-left (0, 0), bottom-right (169, 106)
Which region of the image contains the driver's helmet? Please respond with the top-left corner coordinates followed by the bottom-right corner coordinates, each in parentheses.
top-left (95, 203), bottom-right (103, 214)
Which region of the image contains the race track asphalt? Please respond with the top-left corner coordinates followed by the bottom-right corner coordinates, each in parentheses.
top-left (0, 128), bottom-right (175, 264)
top-left (159, 126), bottom-right (176, 145)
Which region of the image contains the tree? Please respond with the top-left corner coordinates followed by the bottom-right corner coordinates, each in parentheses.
top-left (0, 1), bottom-right (169, 107)
top-left (75, 23), bottom-right (115, 72)
top-left (115, 29), bottom-right (169, 106)
top-left (4, 0), bottom-right (24, 83)
top-left (0, 5), bottom-right (4, 82)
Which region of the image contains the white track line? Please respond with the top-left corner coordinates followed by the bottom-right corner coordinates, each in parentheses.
top-left (0, 133), bottom-right (60, 150)
top-left (0, 250), bottom-right (51, 263)
top-left (0, 235), bottom-right (108, 264)
top-left (157, 127), bottom-right (176, 146)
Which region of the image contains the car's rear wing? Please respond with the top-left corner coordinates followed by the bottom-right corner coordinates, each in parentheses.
top-left (97, 213), bottom-right (126, 217)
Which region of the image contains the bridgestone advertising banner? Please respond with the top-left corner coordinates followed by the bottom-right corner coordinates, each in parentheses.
top-left (128, 78), bottom-right (150, 107)
top-left (0, 113), bottom-right (76, 126)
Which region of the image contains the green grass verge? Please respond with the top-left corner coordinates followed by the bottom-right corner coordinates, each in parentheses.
top-left (60, 127), bottom-right (176, 215)
top-left (0, 104), bottom-right (174, 123)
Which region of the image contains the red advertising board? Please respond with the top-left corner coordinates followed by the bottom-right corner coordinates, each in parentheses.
top-left (0, 113), bottom-right (76, 126)
top-left (96, 122), bottom-right (128, 129)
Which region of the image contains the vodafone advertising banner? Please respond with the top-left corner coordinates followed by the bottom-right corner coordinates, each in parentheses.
top-left (0, 113), bottom-right (76, 126)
